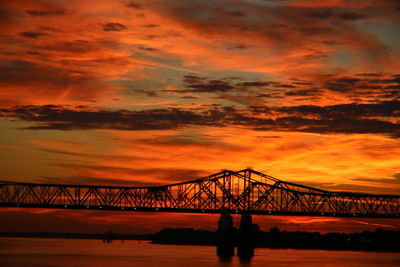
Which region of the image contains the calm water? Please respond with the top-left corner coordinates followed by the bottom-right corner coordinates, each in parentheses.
top-left (0, 238), bottom-right (399, 267)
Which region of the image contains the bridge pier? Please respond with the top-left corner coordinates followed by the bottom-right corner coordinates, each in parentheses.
top-left (237, 214), bottom-right (254, 258)
top-left (216, 213), bottom-right (234, 257)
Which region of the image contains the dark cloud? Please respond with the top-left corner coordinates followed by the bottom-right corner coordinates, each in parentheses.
top-left (26, 9), bottom-right (66, 16)
top-left (126, 1), bottom-right (143, 9)
top-left (356, 73), bottom-right (384, 77)
top-left (179, 75), bottom-right (310, 99)
top-left (38, 39), bottom-right (107, 54)
top-left (284, 88), bottom-right (320, 97)
top-left (274, 101), bottom-right (399, 119)
top-left (337, 12), bottom-right (367, 21)
top-left (322, 74), bottom-right (400, 100)
top-left (103, 23), bottom-right (127, 31)
top-left (261, 117), bottom-right (398, 137)
top-left (142, 24), bottom-right (159, 28)
top-left (273, 83), bottom-right (296, 88)
top-left (1, 101), bottom-right (398, 137)
top-left (256, 135), bottom-right (281, 139)
top-left (392, 75), bottom-right (400, 84)
top-left (182, 75), bottom-right (235, 93)
top-left (19, 31), bottom-right (47, 39)
top-left (305, 10), bottom-right (366, 21)
top-left (180, 75), bottom-right (295, 96)
top-left (306, 10), bottom-right (333, 19)
top-left (237, 81), bottom-right (275, 87)
top-left (227, 43), bottom-right (249, 50)
top-left (227, 11), bottom-right (246, 17)
top-left (138, 46), bottom-right (157, 51)
top-left (133, 89), bottom-right (157, 97)
top-left (256, 93), bottom-right (273, 98)
top-left (385, 85), bottom-right (400, 90)
top-left (0, 105), bottom-right (224, 130)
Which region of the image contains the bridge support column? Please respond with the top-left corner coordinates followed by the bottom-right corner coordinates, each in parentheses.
top-left (237, 214), bottom-right (254, 258)
top-left (217, 213), bottom-right (234, 257)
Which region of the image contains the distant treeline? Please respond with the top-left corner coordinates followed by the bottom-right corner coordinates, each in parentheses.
top-left (1, 227), bottom-right (399, 252)
top-left (152, 227), bottom-right (400, 252)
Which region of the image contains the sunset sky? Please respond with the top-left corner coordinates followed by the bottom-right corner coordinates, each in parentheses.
top-left (0, 0), bottom-right (399, 234)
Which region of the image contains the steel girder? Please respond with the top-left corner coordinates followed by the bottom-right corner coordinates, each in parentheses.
top-left (0, 169), bottom-right (399, 218)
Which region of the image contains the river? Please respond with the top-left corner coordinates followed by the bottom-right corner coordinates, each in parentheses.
top-left (0, 238), bottom-right (399, 267)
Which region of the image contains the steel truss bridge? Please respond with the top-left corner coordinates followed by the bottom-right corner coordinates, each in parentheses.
top-left (0, 169), bottom-right (399, 218)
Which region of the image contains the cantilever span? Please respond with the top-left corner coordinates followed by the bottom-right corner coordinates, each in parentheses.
top-left (0, 169), bottom-right (399, 218)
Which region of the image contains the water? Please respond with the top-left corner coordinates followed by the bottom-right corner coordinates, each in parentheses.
top-left (0, 238), bottom-right (399, 267)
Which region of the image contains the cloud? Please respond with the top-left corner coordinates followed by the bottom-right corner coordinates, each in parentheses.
top-left (103, 22), bottom-right (127, 31)
top-left (305, 9), bottom-right (367, 21)
top-left (337, 12), bottom-right (367, 21)
top-left (0, 105), bottom-right (223, 130)
top-left (48, 163), bottom-right (210, 185)
top-left (1, 101), bottom-right (398, 137)
top-left (19, 31), bottom-right (47, 39)
top-left (0, 60), bottom-right (121, 106)
top-left (284, 88), bottom-right (321, 97)
top-left (26, 9), bottom-right (66, 16)
top-left (182, 75), bottom-right (235, 93)
top-left (179, 75), bottom-right (298, 98)
top-left (126, 1), bottom-right (143, 9)
top-left (176, 72), bottom-right (400, 106)
top-left (319, 74), bottom-right (400, 101)
top-left (273, 101), bottom-right (399, 118)
top-left (237, 81), bottom-right (276, 87)
top-left (227, 10), bottom-right (246, 17)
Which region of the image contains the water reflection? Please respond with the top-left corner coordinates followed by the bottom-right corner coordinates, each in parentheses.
top-left (0, 238), bottom-right (399, 267)
top-left (218, 256), bottom-right (252, 267)
top-left (219, 256), bottom-right (233, 265)
top-left (238, 256), bottom-right (252, 266)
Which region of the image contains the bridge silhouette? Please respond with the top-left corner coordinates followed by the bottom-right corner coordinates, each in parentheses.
top-left (1, 169), bottom-right (399, 218)
top-left (1, 168), bottom-right (399, 257)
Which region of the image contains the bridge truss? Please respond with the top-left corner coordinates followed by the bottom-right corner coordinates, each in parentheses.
top-left (0, 169), bottom-right (399, 218)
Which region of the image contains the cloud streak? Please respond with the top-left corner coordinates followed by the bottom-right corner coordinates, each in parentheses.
top-left (1, 101), bottom-right (398, 137)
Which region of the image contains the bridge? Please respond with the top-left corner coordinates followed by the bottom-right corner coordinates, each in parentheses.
top-left (1, 169), bottom-right (398, 218)
top-left (1, 169), bottom-right (399, 257)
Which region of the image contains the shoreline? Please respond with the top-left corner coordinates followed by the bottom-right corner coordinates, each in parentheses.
top-left (1, 232), bottom-right (399, 253)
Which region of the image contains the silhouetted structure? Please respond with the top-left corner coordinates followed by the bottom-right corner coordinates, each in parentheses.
top-left (217, 214), bottom-right (235, 257)
top-left (152, 227), bottom-right (400, 252)
top-left (1, 168), bottom-right (399, 256)
top-left (237, 214), bottom-right (254, 257)
top-left (1, 169), bottom-right (398, 218)
top-left (1, 227), bottom-right (399, 253)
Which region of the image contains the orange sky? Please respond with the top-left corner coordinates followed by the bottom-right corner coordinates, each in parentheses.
top-left (0, 0), bottom-right (399, 233)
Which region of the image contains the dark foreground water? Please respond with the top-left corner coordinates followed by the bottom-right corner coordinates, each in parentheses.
top-left (0, 238), bottom-right (399, 267)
